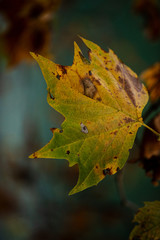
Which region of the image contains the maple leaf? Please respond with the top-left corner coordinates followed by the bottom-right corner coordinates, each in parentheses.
top-left (29, 37), bottom-right (149, 195)
top-left (129, 201), bottom-right (160, 240)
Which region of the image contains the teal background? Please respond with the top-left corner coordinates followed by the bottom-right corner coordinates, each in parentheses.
top-left (0, 0), bottom-right (160, 239)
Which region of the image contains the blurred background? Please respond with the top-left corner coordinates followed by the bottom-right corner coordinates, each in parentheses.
top-left (0, 0), bottom-right (160, 239)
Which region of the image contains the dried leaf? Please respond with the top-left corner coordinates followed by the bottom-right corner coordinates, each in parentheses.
top-left (140, 113), bottom-right (160, 186)
top-left (29, 37), bottom-right (149, 195)
top-left (140, 62), bottom-right (160, 103)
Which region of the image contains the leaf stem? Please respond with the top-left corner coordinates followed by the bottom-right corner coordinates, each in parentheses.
top-left (142, 123), bottom-right (160, 140)
top-left (115, 168), bottom-right (139, 213)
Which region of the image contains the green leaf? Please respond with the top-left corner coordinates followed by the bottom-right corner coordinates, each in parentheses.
top-left (129, 201), bottom-right (160, 240)
top-left (29, 37), bottom-right (149, 195)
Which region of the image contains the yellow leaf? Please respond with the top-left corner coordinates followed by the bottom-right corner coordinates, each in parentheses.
top-left (29, 37), bottom-right (149, 195)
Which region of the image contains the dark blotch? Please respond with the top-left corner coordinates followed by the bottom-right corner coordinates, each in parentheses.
top-left (105, 67), bottom-right (109, 71)
top-left (50, 128), bottom-right (56, 133)
top-left (103, 168), bottom-right (112, 175)
top-left (116, 65), bottom-right (121, 72)
top-left (66, 150), bottom-right (70, 155)
top-left (49, 91), bottom-right (55, 100)
top-left (60, 65), bottom-right (67, 74)
top-left (52, 72), bottom-right (55, 75)
top-left (113, 130), bottom-right (118, 135)
top-left (89, 70), bottom-right (92, 76)
top-left (114, 156), bottom-right (118, 159)
top-left (95, 165), bottom-right (98, 169)
top-left (124, 79), bottom-right (136, 106)
top-left (116, 167), bottom-right (120, 172)
top-left (129, 132), bottom-right (132, 134)
top-left (59, 130), bottom-right (63, 133)
top-left (96, 97), bottom-right (102, 101)
top-left (118, 76), bottom-right (123, 84)
top-left (33, 153), bottom-right (37, 159)
top-left (95, 79), bottom-right (101, 85)
top-left (123, 117), bottom-right (135, 123)
top-left (51, 149), bottom-right (53, 151)
top-left (56, 74), bottom-right (61, 80)
top-left (122, 64), bottom-right (142, 92)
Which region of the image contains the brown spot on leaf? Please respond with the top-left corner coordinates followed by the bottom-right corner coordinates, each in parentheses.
top-left (52, 72), bottom-right (55, 75)
top-left (60, 65), bottom-right (67, 74)
top-left (105, 67), bottom-right (109, 71)
top-left (95, 165), bottom-right (99, 169)
top-left (59, 129), bottom-right (63, 133)
top-left (124, 77), bottom-right (137, 106)
top-left (116, 167), bottom-right (120, 172)
top-left (118, 64), bottom-right (142, 105)
top-left (129, 132), bottom-right (132, 134)
top-left (81, 78), bottom-right (97, 99)
top-left (56, 74), bottom-right (61, 80)
top-left (51, 149), bottom-right (53, 151)
top-left (116, 65), bottom-right (121, 72)
top-left (114, 156), bottom-right (118, 159)
top-left (96, 97), bottom-right (102, 101)
top-left (89, 70), bottom-right (92, 76)
top-left (103, 168), bottom-right (112, 175)
top-left (50, 128), bottom-right (56, 133)
top-left (130, 75), bottom-right (142, 92)
top-left (123, 117), bottom-right (135, 123)
top-left (122, 65), bottom-right (142, 92)
top-left (118, 76), bottom-right (123, 84)
top-left (95, 79), bottom-right (101, 85)
top-left (33, 153), bottom-right (37, 159)
top-left (113, 130), bottom-right (118, 135)
top-left (66, 150), bottom-right (70, 155)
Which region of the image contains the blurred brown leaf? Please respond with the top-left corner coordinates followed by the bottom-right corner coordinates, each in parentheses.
top-left (140, 62), bottom-right (160, 103)
top-left (0, 0), bottom-right (61, 67)
top-left (134, 0), bottom-right (160, 40)
top-left (140, 113), bottom-right (160, 186)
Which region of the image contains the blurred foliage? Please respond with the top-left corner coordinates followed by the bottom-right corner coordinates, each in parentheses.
top-left (129, 201), bottom-right (160, 240)
top-left (134, 0), bottom-right (160, 40)
top-left (140, 62), bottom-right (160, 103)
top-left (0, 0), bottom-right (61, 67)
top-left (140, 113), bottom-right (160, 186)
